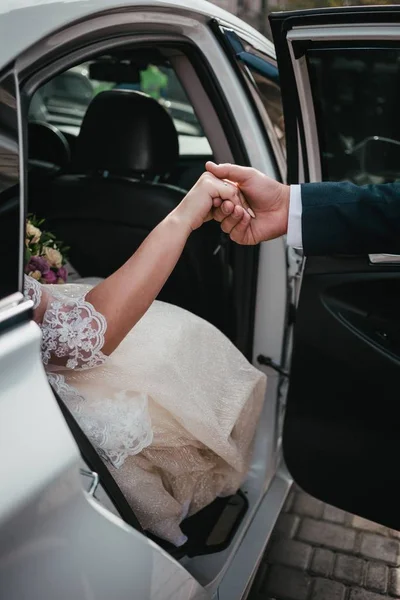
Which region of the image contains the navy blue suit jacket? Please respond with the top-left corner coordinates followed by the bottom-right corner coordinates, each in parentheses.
top-left (301, 182), bottom-right (400, 255)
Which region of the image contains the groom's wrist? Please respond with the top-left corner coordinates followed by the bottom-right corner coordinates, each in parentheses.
top-left (277, 183), bottom-right (290, 236)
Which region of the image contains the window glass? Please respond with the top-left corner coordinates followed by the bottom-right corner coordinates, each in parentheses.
top-left (29, 61), bottom-right (212, 157)
top-left (230, 34), bottom-right (286, 177)
top-left (0, 72), bottom-right (21, 300)
top-left (245, 65), bottom-right (286, 154)
top-left (307, 47), bottom-right (400, 184)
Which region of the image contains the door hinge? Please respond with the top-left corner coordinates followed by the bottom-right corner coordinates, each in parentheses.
top-left (257, 355), bottom-right (289, 378)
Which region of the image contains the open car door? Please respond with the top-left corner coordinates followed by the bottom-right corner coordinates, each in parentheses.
top-left (270, 5), bottom-right (400, 530)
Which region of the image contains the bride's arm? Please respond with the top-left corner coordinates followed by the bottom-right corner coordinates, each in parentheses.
top-left (27, 173), bottom-right (242, 360)
top-left (88, 173), bottom-right (242, 354)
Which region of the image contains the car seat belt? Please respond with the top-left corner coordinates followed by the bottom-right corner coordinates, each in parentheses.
top-left (51, 387), bottom-right (144, 534)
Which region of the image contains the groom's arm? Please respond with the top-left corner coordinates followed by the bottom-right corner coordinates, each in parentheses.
top-left (288, 182), bottom-right (400, 256)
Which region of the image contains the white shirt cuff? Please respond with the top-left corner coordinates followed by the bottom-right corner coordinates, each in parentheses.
top-left (287, 184), bottom-right (303, 248)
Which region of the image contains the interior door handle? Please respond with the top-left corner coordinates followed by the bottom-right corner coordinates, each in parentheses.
top-left (369, 254), bottom-right (400, 265)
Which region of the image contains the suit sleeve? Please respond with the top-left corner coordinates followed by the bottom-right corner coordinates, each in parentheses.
top-left (301, 181), bottom-right (400, 256)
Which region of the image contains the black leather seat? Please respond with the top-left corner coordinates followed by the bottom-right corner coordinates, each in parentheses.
top-left (29, 90), bottom-right (230, 331)
top-left (28, 121), bottom-right (70, 182)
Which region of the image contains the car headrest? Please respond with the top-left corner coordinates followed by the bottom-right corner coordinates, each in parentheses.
top-left (28, 121), bottom-right (70, 168)
top-left (74, 90), bottom-right (179, 177)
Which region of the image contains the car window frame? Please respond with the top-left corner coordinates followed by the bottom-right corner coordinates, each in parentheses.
top-left (0, 67), bottom-right (27, 309)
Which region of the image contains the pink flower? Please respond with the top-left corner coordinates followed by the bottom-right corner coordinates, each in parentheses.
top-left (57, 266), bottom-right (68, 283)
top-left (42, 269), bottom-right (57, 284)
top-left (25, 256), bottom-right (49, 275)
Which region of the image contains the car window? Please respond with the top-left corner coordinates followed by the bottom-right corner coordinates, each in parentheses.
top-left (307, 48), bottom-right (400, 184)
top-left (228, 34), bottom-right (286, 180)
top-left (0, 71), bottom-right (22, 300)
top-left (30, 62), bottom-right (212, 157)
top-left (244, 65), bottom-right (285, 155)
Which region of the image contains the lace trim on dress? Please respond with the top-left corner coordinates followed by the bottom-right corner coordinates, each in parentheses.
top-left (41, 294), bottom-right (107, 370)
top-left (24, 276), bottom-right (42, 309)
top-left (48, 374), bottom-right (153, 469)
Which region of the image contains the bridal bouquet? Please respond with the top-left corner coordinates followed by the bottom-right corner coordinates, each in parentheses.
top-left (25, 216), bottom-right (69, 284)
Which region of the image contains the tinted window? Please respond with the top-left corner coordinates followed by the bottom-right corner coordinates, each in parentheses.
top-left (307, 48), bottom-right (400, 184)
top-left (230, 34), bottom-right (286, 176)
top-left (246, 66), bottom-right (285, 154)
top-left (0, 71), bottom-right (21, 300)
top-left (30, 62), bottom-right (212, 157)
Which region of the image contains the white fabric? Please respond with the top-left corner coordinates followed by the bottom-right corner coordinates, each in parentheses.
top-left (24, 276), bottom-right (266, 547)
top-left (287, 184), bottom-right (303, 248)
top-left (24, 276), bottom-right (152, 470)
top-left (24, 275), bottom-right (42, 309)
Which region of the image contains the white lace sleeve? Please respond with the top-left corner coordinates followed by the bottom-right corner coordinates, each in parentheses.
top-left (41, 292), bottom-right (107, 370)
top-left (24, 275), bottom-right (42, 309)
top-left (24, 275), bottom-right (107, 371)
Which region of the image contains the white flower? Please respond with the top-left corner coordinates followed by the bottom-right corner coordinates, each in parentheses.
top-left (42, 246), bottom-right (62, 268)
top-left (26, 222), bottom-right (41, 244)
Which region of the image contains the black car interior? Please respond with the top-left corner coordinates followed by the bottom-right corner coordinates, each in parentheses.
top-left (27, 47), bottom-right (247, 556)
top-left (28, 50), bottom-right (235, 336)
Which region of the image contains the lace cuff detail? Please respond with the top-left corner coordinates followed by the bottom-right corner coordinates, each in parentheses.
top-left (41, 293), bottom-right (107, 370)
top-left (24, 276), bottom-right (42, 309)
top-left (48, 374), bottom-right (153, 469)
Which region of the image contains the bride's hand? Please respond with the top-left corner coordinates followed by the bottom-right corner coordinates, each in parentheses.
top-left (173, 172), bottom-right (244, 232)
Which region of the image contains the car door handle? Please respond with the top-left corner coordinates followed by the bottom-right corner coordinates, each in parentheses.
top-left (369, 254), bottom-right (400, 265)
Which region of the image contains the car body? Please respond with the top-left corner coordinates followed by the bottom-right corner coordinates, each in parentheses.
top-left (1, 2), bottom-right (399, 599)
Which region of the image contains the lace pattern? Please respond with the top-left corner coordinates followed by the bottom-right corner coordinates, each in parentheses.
top-left (48, 374), bottom-right (153, 468)
top-left (24, 276), bottom-right (42, 309)
top-left (41, 293), bottom-right (107, 370)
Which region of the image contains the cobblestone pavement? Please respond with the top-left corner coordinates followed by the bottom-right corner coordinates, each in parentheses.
top-left (249, 486), bottom-right (400, 600)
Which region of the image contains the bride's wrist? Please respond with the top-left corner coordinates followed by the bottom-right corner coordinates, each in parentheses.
top-left (164, 209), bottom-right (193, 238)
top-left (167, 206), bottom-right (194, 236)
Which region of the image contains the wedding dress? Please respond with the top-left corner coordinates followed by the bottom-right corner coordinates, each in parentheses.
top-left (24, 275), bottom-right (266, 546)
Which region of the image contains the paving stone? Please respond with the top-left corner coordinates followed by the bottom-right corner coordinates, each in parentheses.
top-left (390, 529), bottom-right (400, 540)
top-left (272, 513), bottom-right (300, 539)
top-left (311, 578), bottom-right (346, 600)
top-left (323, 505), bottom-right (346, 524)
top-left (264, 565), bottom-right (311, 600)
top-left (310, 548), bottom-right (335, 577)
top-left (298, 518), bottom-right (356, 552)
top-left (268, 538), bottom-right (312, 570)
top-left (366, 562), bottom-right (388, 594)
top-left (389, 568), bottom-right (400, 596)
top-left (334, 554), bottom-right (364, 585)
top-left (349, 588), bottom-right (388, 600)
top-left (360, 533), bottom-right (400, 566)
top-left (293, 492), bottom-right (324, 519)
top-left (352, 516), bottom-right (389, 536)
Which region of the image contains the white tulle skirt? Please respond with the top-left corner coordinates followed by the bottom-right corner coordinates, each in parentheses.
top-left (52, 282), bottom-right (267, 546)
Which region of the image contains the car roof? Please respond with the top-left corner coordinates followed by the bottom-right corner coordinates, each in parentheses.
top-left (1, 0), bottom-right (275, 70)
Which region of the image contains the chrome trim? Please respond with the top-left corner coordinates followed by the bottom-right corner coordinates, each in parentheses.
top-left (0, 292), bottom-right (23, 313)
top-left (0, 297), bottom-right (31, 325)
top-left (80, 468), bottom-right (100, 496)
top-left (15, 69), bottom-right (25, 292)
top-left (369, 254), bottom-right (400, 265)
top-left (287, 33), bottom-right (321, 182)
top-left (290, 23), bottom-right (400, 42)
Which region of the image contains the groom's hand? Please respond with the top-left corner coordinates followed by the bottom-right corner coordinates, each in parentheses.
top-left (206, 162), bottom-right (290, 245)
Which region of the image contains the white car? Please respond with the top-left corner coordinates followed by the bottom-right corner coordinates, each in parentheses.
top-left (1, 2), bottom-right (398, 599)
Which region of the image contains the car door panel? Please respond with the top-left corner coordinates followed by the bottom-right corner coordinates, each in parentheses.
top-left (270, 6), bottom-right (400, 528)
